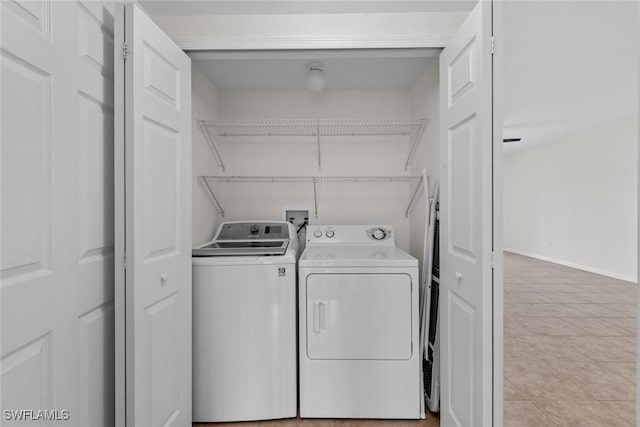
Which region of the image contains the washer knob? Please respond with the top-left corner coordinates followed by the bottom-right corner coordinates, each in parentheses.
top-left (325, 230), bottom-right (335, 238)
top-left (372, 228), bottom-right (386, 240)
top-left (249, 225), bottom-right (259, 234)
top-left (313, 230), bottom-right (323, 238)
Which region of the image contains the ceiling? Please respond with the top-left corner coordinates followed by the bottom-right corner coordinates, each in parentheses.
top-left (141, 0), bottom-right (477, 16)
top-left (189, 49), bottom-right (439, 91)
top-left (503, 0), bottom-right (638, 151)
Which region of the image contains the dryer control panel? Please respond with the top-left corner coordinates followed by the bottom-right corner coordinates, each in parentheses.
top-left (306, 225), bottom-right (395, 245)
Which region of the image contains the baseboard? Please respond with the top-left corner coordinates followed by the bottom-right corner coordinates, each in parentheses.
top-left (504, 248), bottom-right (638, 284)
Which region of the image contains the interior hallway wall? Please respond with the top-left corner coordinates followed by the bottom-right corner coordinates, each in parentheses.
top-left (408, 59), bottom-right (440, 277)
top-left (208, 89), bottom-right (416, 251)
top-left (504, 118), bottom-right (638, 282)
top-left (192, 64), bottom-right (223, 245)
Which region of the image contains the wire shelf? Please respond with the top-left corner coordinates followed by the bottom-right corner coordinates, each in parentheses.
top-left (197, 118), bottom-right (428, 171)
top-left (198, 175), bottom-right (425, 219)
top-left (199, 118), bottom-right (426, 137)
top-left (199, 175), bottom-right (422, 183)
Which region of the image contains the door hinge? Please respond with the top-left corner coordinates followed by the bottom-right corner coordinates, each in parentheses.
top-left (122, 252), bottom-right (127, 270)
top-left (490, 251), bottom-right (495, 269)
top-left (491, 36), bottom-right (495, 55)
top-left (122, 42), bottom-right (129, 60)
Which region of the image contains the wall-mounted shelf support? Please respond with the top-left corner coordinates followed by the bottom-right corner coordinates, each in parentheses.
top-left (404, 169), bottom-right (431, 218)
top-left (404, 119), bottom-right (429, 171)
top-left (405, 179), bottom-right (424, 218)
top-left (198, 121), bottom-right (226, 172)
top-left (198, 118), bottom-right (427, 172)
top-left (199, 177), bottom-right (225, 217)
top-left (312, 178), bottom-right (319, 218)
top-left (316, 125), bottom-right (322, 170)
top-left (198, 175), bottom-right (424, 220)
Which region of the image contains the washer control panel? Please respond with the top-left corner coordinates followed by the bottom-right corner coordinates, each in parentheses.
top-left (306, 225), bottom-right (394, 245)
top-left (216, 222), bottom-right (290, 240)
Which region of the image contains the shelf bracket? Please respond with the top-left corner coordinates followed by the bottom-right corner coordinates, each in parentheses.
top-left (316, 121), bottom-right (322, 170)
top-left (198, 121), bottom-right (226, 172)
top-left (404, 119), bottom-right (428, 171)
top-left (404, 176), bottom-right (424, 218)
top-left (312, 178), bottom-right (319, 219)
top-left (199, 177), bottom-right (225, 218)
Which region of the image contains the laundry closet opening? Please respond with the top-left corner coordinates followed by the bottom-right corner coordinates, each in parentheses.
top-left (187, 47), bottom-right (443, 422)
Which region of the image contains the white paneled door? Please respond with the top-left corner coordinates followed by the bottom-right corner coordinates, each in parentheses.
top-left (115, 4), bottom-right (192, 427)
top-left (2, 1), bottom-right (115, 426)
top-left (439, 1), bottom-right (499, 426)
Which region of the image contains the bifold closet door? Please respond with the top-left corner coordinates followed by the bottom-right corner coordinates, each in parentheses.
top-left (439, 0), bottom-right (501, 426)
top-left (2, 2), bottom-right (116, 426)
top-left (114, 3), bottom-right (192, 426)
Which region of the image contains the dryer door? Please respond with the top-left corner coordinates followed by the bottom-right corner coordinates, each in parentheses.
top-left (306, 273), bottom-right (412, 360)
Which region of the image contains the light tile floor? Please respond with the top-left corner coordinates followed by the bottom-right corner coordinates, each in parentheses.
top-left (504, 252), bottom-right (637, 426)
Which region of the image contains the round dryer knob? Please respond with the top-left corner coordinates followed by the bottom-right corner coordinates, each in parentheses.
top-left (249, 225), bottom-right (259, 234)
top-left (313, 230), bottom-right (323, 238)
top-left (325, 230), bottom-right (335, 238)
top-left (372, 228), bottom-right (387, 240)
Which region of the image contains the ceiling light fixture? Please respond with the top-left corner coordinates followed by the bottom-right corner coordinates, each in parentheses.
top-left (307, 62), bottom-right (325, 92)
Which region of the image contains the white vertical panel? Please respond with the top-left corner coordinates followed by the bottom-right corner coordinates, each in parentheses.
top-left (1, 1), bottom-right (80, 424)
top-left (115, 4), bottom-right (192, 426)
top-left (439, 2), bottom-right (496, 426)
top-left (75, 2), bottom-right (116, 426)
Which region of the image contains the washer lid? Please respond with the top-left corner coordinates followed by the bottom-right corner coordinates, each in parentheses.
top-left (299, 245), bottom-right (417, 268)
top-left (192, 239), bottom-right (289, 257)
top-left (192, 250), bottom-right (296, 266)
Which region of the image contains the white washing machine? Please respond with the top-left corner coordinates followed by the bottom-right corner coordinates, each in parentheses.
top-left (192, 221), bottom-right (298, 422)
top-left (298, 225), bottom-right (420, 419)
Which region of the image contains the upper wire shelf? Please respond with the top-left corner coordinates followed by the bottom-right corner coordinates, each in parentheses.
top-left (197, 118), bottom-right (428, 171)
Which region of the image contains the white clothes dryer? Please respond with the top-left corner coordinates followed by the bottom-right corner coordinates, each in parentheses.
top-left (192, 221), bottom-right (298, 422)
top-left (298, 225), bottom-right (420, 419)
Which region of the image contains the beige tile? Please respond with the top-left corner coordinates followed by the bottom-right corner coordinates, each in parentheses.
top-left (572, 284), bottom-right (637, 294)
top-left (505, 335), bottom-right (592, 362)
top-left (504, 360), bottom-right (591, 400)
top-left (543, 292), bottom-right (591, 303)
top-left (563, 317), bottom-right (632, 337)
top-left (504, 316), bottom-right (586, 337)
top-left (565, 303), bottom-right (626, 318)
top-left (602, 317), bottom-right (637, 334)
top-left (548, 361), bottom-right (635, 401)
top-left (504, 291), bottom-right (554, 304)
top-left (503, 401), bottom-right (555, 427)
top-left (535, 400), bottom-right (632, 427)
top-left (503, 377), bottom-right (524, 401)
top-left (509, 303), bottom-right (589, 318)
top-left (601, 362), bottom-right (637, 384)
top-left (602, 337), bottom-right (637, 357)
top-left (602, 304), bottom-right (638, 318)
top-left (568, 336), bottom-right (635, 363)
top-left (601, 401), bottom-right (636, 425)
top-left (577, 292), bottom-right (637, 304)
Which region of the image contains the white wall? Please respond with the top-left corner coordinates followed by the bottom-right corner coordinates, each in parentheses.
top-left (408, 59), bottom-right (440, 275)
top-left (192, 65), bottom-right (223, 245)
top-left (195, 88), bottom-right (421, 251)
top-left (151, 12), bottom-right (468, 49)
top-left (504, 118), bottom-right (638, 282)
